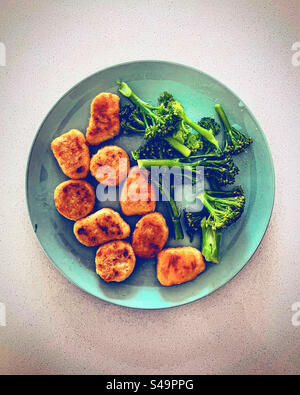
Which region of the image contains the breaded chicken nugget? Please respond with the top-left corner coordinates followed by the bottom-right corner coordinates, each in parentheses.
top-left (54, 180), bottom-right (95, 220)
top-left (95, 240), bottom-right (136, 282)
top-left (132, 212), bottom-right (169, 258)
top-left (86, 93), bottom-right (120, 145)
top-left (157, 247), bottom-right (205, 286)
top-left (90, 145), bottom-right (130, 186)
top-left (120, 166), bottom-right (156, 216)
top-left (51, 129), bottom-right (90, 179)
top-left (73, 208), bottom-right (130, 247)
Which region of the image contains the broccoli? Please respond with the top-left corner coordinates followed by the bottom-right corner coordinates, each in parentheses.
top-left (184, 187), bottom-right (245, 263)
top-left (158, 91), bottom-right (175, 107)
top-left (163, 97), bottom-right (221, 152)
top-left (197, 117), bottom-right (221, 155)
top-left (137, 153), bottom-right (239, 186)
top-left (119, 105), bottom-right (146, 134)
top-left (198, 117), bottom-right (221, 136)
top-left (215, 104), bottom-right (253, 155)
top-left (200, 218), bottom-right (222, 264)
top-left (131, 138), bottom-right (179, 160)
top-left (117, 81), bottom-right (212, 156)
top-left (156, 180), bottom-right (184, 240)
top-left (198, 187), bottom-right (245, 229)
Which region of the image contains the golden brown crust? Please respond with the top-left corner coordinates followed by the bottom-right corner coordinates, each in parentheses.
top-left (157, 247), bottom-right (206, 286)
top-left (51, 129), bottom-right (90, 179)
top-left (90, 145), bottom-right (130, 186)
top-left (86, 93), bottom-right (120, 145)
top-left (54, 180), bottom-right (95, 220)
top-left (73, 208), bottom-right (130, 247)
top-left (74, 208), bottom-right (130, 247)
top-left (95, 240), bottom-right (136, 282)
top-left (132, 212), bottom-right (169, 258)
top-left (120, 166), bottom-right (156, 216)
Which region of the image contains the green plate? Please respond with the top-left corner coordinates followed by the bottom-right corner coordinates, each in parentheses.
top-left (26, 60), bottom-right (275, 309)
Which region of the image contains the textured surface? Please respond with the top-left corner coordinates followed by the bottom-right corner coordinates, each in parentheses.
top-left (0, 0), bottom-right (299, 375)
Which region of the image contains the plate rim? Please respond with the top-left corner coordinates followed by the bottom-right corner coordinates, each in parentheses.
top-left (25, 59), bottom-right (275, 309)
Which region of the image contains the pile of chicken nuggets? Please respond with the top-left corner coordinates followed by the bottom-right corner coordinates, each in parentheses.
top-left (51, 92), bottom-right (206, 286)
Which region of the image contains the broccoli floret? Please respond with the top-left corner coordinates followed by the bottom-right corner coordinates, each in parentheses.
top-left (137, 153), bottom-right (239, 186)
top-left (198, 117), bottom-right (221, 136)
top-left (131, 138), bottom-right (179, 160)
top-left (166, 100), bottom-right (221, 153)
top-left (184, 187), bottom-right (245, 263)
top-left (199, 187), bottom-right (245, 230)
top-left (158, 91), bottom-right (175, 107)
top-left (119, 105), bottom-right (146, 134)
top-left (215, 104), bottom-right (253, 155)
top-left (197, 117), bottom-right (221, 155)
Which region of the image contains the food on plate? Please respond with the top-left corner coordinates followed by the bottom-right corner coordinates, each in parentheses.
top-left (90, 145), bottom-right (130, 186)
top-left (54, 180), bottom-right (95, 220)
top-left (132, 212), bottom-right (169, 258)
top-left (95, 240), bottom-right (136, 282)
top-left (47, 78), bottom-right (254, 289)
top-left (137, 152), bottom-right (239, 187)
top-left (184, 187), bottom-right (245, 263)
top-left (156, 247), bottom-right (205, 286)
top-left (118, 80), bottom-right (220, 157)
top-left (51, 129), bottom-right (90, 179)
top-left (120, 166), bottom-right (156, 216)
top-left (215, 104), bottom-right (252, 155)
top-left (73, 208), bottom-right (130, 247)
top-left (86, 92), bottom-right (120, 145)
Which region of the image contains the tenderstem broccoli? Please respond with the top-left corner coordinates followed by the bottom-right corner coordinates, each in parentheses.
top-left (184, 187), bottom-right (245, 263)
top-left (215, 104), bottom-right (253, 155)
top-left (118, 81), bottom-right (219, 156)
top-left (137, 153), bottom-right (239, 186)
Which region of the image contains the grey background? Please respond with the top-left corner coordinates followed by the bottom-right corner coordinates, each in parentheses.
top-left (0, 0), bottom-right (299, 375)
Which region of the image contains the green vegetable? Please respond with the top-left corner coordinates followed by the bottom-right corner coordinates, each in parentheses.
top-left (197, 117), bottom-right (221, 155)
top-left (131, 138), bottom-right (179, 161)
top-left (156, 181), bottom-right (184, 240)
top-left (137, 153), bottom-right (239, 186)
top-left (118, 82), bottom-right (206, 156)
top-left (215, 104), bottom-right (253, 155)
top-left (184, 187), bottom-right (245, 263)
top-left (200, 218), bottom-right (222, 264)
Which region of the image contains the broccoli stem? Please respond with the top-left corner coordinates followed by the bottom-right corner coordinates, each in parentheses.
top-left (214, 104), bottom-right (232, 133)
top-left (166, 197), bottom-right (184, 240)
top-left (183, 115), bottom-right (220, 151)
top-left (117, 81), bottom-right (157, 121)
top-left (154, 180), bottom-right (184, 240)
top-left (138, 158), bottom-right (181, 169)
top-left (164, 137), bottom-right (191, 157)
top-left (201, 221), bottom-right (222, 264)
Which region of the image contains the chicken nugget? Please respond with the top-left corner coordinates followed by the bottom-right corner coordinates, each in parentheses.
top-left (51, 129), bottom-right (90, 179)
top-left (54, 180), bottom-right (95, 220)
top-left (157, 247), bottom-right (205, 286)
top-left (132, 212), bottom-right (169, 258)
top-left (73, 208), bottom-right (130, 247)
top-left (95, 240), bottom-right (136, 282)
top-left (120, 166), bottom-right (156, 216)
top-left (86, 92), bottom-right (120, 145)
top-left (90, 145), bottom-right (130, 186)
